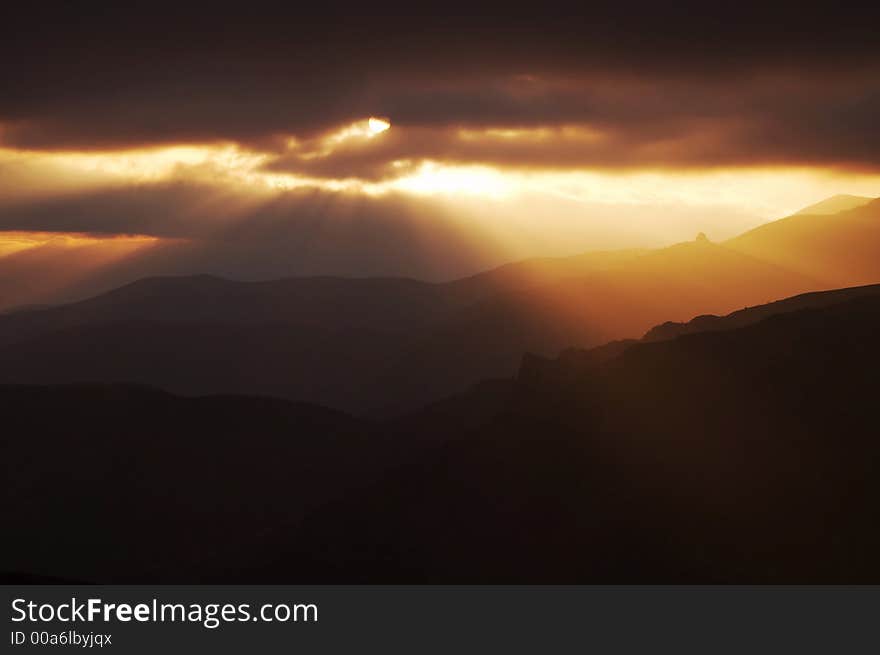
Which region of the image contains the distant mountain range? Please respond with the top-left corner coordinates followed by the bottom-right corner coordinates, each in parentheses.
top-left (726, 196), bottom-right (880, 286)
top-left (0, 195), bottom-right (876, 414)
top-left (792, 194), bottom-right (874, 215)
top-left (5, 280), bottom-right (880, 582)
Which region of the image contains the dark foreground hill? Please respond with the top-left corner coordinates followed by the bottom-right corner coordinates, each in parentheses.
top-left (0, 385), bottom-right (395, 582)
top-left (240, 290), bottom-right (880, 583)
top-left (4, 284), bottom-right (880, 582)
top-left (643, 282), bottom-right (880, 342)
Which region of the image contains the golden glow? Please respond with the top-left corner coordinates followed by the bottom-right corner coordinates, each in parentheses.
top-left (2, 145), bottom-right (235, 180)
top-left (0, 231), bottom-right (163, 310)
top-left (387, 161), bottom-right (512, 197)
top-left (3, 140), bottom-right (880, 216)
top-left (2, 120), bottom-right (880, 256)
top-left (383, 164), bottom-right (880, 219)
top-left (1, 122), bottom-right (879, 314)
top-left (0, 231), bottom-right (51, 257)
top-left (0, 231), bottom-right (159, 259)
top-left (456, 126), bottom-right (602, 142)
top-left (0, 145), bottom-right (274, 199)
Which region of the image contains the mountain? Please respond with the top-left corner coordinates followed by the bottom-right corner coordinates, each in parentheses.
top-left (643, 282), bottom-right (880, 342)
top-left (0, 384), bottom-right (397, 582)
top-left (240, 289), bottom-right (880, 583)
top-left (727, 198), bottom-right (880, 286)
top-left (2, 195), bottom-right (879, 415)
top-left (366, 238), bottom-right (819, 412)
top-left (793, 194), bottom-right (874, 215)
top-left (5, 284), bottom-right (880, 583)
top-left (0, 274), bottom-right (477, 344)
top-left (0, 275), bottom-right (491, 413)
top-left (0, 238), bottom-right (819, 414)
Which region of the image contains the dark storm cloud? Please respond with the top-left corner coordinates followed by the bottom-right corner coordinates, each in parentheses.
top-left (2, 1), bottom-right (880, 168)
top-left (263, 75), bottom-right (880, 179)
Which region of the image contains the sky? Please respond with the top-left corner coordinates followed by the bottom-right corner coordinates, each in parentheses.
top-left (1, 1), bottom-right (879, 307)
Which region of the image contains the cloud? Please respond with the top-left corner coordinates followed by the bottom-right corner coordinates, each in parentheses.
top-left (1, 2), bottom-right (879, 173)
top-left (262, 75), bottom-right (880, 179)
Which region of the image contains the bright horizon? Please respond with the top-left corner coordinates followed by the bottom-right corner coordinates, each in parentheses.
top-left (2, 132), bottom-right (878, 256)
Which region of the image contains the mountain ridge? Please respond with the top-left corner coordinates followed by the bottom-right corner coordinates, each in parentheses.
top-left (5, 281), bottom-right (880, 582)
top-left (793, 194), bottom-right (875, 215)
top-left (0, 197), bottom-right (877, 413)
top-left (236, 290), bottom-right (880, 583)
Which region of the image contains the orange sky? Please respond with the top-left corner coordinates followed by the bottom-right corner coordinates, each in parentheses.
top-left (1, 126), bottom-right (878, 252)
top-left (2, 4), bottom-right (879, 309)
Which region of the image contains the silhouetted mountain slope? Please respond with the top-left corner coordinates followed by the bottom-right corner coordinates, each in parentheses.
top-left (0, 321), bottom-right (406, 411)
top-left (727, 198), bottom-right (880, 286)
top-left (0, 236), bottom-right (821, 414)
top-left (541, 238), bottom-right (818, 336)
top-left (364, 239), bottom-right (819, 411)
top-left (6, 286), bottom-right (880, 583)
top-left (0, 250), bottom-right (648, 350)
top-left (0, 384), bottom-right (396, 582)
top-left (643, 282), bottom-right (880, 341)
top-left (0, 250), bottom-right (650, 349)
top-left (240, 292), bottom-right (880, 583)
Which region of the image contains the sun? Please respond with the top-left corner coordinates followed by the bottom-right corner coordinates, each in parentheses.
top-left (367, 117), bottom-right (391, 135)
